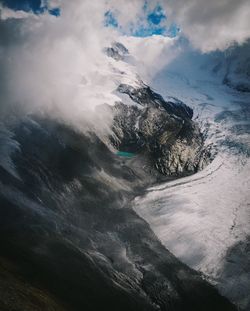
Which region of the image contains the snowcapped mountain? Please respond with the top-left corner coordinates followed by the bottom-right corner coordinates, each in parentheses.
top-left (0, 38), bottom-right (239, 311)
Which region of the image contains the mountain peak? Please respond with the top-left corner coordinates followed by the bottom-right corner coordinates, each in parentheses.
top-left (104, 42), bottom-right (129, 61)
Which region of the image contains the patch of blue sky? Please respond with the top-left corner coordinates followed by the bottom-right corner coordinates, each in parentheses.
top-left (147, 4), bottom-right (166, 25)
top-left (48, 7), bottom-right (60, 17)
top-left (104, 4), bottom-right (179, 38)
top-left (1, 0), bottom-right (60, 16)
top-left (104, 10), bottom-right (118, 28)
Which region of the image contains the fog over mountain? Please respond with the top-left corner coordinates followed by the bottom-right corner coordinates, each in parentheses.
top-left (0, 1), bottom-right (249, 311)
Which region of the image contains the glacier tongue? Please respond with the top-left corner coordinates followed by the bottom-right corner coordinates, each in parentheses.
top-left (134, 153), bottom-right (250, 300)
top-left (133, 150), bottom-right (250, 308)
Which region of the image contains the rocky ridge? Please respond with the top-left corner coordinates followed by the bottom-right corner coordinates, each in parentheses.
top-left (110, 83), bottom-right (210, 176)
top-left (105, 42), bottom-right (211, 177)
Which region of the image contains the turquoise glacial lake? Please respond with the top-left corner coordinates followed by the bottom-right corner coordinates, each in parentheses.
top-left (116, 151), bottom-right (135, 158)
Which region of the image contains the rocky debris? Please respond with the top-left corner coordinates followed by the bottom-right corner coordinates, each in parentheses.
top-left (110, 84), bottom-right (211, 176)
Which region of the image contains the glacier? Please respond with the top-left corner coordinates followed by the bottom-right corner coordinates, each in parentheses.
top-left (131, 39), bottom-right (250, 310)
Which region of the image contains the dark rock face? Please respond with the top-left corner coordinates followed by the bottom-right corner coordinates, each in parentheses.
top-left (110, 84), bottom-right (210, 176)
top-left (0, 117), bottom-right (235, 311)
top-left (117, 84), bottom-right (193, 119)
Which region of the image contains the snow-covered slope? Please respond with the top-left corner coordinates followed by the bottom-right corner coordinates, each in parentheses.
top-left (132, 42), bottom-right (250, 310)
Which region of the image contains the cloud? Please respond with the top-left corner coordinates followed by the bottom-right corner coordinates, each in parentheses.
top-left (103, 0), bottom-right (250, 52)
top-left (106, 0), bottom-right (250, 52)
top-left (162, 0), bottom-right (250, 52)
top-left (0, 0), bottom-right (179, 135)
top-left (0, 0), bottom-right (250, 140)
top-left (0, 5), bottom-right (36, 19)
top-left (120, 35), bottom-right (179, 82)
top-left (0, 0), bottom-right (122, 135)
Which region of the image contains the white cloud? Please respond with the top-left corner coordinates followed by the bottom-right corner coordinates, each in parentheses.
top-left (120, 35), bottom-right (179, 82)
top-left (0, 0), bottom-right (250, 139)
top-left (162, 0), bottom-right (250, 52)
top-left (105, 0), bottom-right (250, 52)
top-left (0, 0), bottom-right (121, 135)
top-left (102, 0), bottom-right (250, 52)
top-left (0, 4), bottom-right (37, 20)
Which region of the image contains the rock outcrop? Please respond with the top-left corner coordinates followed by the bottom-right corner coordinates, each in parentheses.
top-left (105, 42), bottom-right (129, 61)
top-left (110, 83), bottom-right (211, 176)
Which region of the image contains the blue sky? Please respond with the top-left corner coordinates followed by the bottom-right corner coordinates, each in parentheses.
top-left (104, 4), bottom-right (179, 37)
top-left (0, 0), bottom-right (60, 16)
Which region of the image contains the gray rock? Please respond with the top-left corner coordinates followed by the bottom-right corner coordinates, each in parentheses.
top-left (109, 84), bottom-right (211, 176)
top-left (104, 42), bottom-right (129, 61)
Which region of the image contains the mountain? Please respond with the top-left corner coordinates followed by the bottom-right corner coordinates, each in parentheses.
top-left (105, 42), bottom-right (211, 177)
top-left (0, 41), bottom-right (237, 311)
